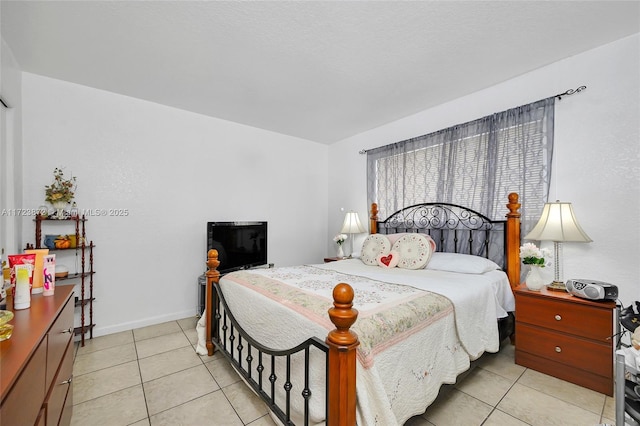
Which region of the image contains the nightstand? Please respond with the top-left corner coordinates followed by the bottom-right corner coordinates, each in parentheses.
top-left (514, 284), bottom-right (615, 396)
top-left (323, 257), bottom-right (345, 263)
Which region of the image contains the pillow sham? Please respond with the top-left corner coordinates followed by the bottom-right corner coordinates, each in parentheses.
top-left (360, 234), bottom-right (391, 266)
top-left (376, 251), bottom-right (400, 268)
top-left (391, 234), bottom-right (434, 270)
top-left (386, 233), bottom-right (437, 251)
top-left (426, 252), bottom-right (500, 274)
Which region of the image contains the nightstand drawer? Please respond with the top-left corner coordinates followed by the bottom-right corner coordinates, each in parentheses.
top-left (516, 323), bottom-right (612, 378)
top-left (517, 294), bottom-right (612, 341)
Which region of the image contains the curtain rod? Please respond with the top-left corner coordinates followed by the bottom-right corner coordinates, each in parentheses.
top-left (359, 85), bottom-right (586, 154)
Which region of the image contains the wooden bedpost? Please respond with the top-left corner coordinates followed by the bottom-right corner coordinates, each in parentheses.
top-left (326, 283), bottom-right (359, 426)
top-left (505, 193), bottom-right (521, 290)
top-left (370, 203), bottom-right (378, 234)
top-left (205, 249), bottom-right (220, 356)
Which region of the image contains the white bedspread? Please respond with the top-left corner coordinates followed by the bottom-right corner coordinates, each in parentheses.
top-left (317, 259), bottom-right (515, 358)
top-left (211, 260), bottom-right (515, 425)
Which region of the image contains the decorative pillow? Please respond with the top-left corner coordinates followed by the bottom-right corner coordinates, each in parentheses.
top-left (386, 233), bottom-right (437, 251)
top-left (377, 251), bottom-right (400, 269)
top-left (391, 234), bottom-right (434, 270)
top-left (426, 252), bottom-right (501, 274)
top-left (360, 234), bottom-right (391, 266)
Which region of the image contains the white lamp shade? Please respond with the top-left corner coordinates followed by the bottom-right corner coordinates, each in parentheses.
top-left (524, 202), bottom-right (592, 242)
top-left (341, 212), bottom-right (365, 234)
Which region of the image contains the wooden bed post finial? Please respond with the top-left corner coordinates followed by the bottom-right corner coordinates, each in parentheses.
top-left (327, 283), bottom-right (359, 426)
top-left (370, 203), bottom-right (378, 234)
top-left (205, 249), bottom-right (221, 356)
top-left (505, 193), bottom-right (521, 290)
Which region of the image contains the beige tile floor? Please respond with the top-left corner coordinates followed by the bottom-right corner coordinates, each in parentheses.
top-left (71, 317), bottom-right (629, 426)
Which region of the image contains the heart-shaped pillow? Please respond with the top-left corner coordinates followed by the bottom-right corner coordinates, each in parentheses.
top-left (377, 251), bottom-right (400, 269)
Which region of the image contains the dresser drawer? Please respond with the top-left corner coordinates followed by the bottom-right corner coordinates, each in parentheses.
top-left (516, 322), bottom-right (612, 378)
top-left (46, 296), bottom-right (74, 390)
top-left (516, 294), bottom-right (612, 341)
top-left (45, 337), bottom-right (74, 426)
top-left (0, 337), bottom-right (47, 426)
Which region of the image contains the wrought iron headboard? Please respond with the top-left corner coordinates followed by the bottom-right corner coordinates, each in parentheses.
top-left (375, 203), bottom-right (508, 270)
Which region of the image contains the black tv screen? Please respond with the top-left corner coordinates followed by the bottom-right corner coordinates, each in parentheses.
top-left (207, 221), bottom-right (267, 274)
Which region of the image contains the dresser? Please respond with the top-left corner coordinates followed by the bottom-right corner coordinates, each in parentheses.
top-left (0, 286), bottom-right (75, 425)
top-left (514, 284), bottom-right (615, 396)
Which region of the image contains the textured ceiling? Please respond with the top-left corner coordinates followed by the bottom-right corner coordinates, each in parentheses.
top-left (2, 1), bottom-right (639, 144)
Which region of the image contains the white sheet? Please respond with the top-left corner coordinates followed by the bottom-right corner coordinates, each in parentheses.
top-left (210, 261), bottom-right (515, 425)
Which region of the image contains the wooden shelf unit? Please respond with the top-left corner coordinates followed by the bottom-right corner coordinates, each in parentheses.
top-left (27, 215), bottom-right (95, 346)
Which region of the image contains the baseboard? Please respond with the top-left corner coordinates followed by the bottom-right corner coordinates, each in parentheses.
top-left (87, 308), bottom-right (197, 338)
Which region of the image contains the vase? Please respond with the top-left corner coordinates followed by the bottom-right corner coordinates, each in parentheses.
top-left (51, 201), bottom-right (69, 219)
top-left (336, 245), bottom-right (344, 259)
top-left (525, 265), bottom-right (546, 291)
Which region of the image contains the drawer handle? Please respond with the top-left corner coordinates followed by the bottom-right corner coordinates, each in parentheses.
top-left (62, 327), bottom-right (74, 334)
top-left (554, 314), bottom-right (562, 321)
top-left (555, 346), bottom-right (562, 353)
top-left (61, 375), bottom-right (73, 385)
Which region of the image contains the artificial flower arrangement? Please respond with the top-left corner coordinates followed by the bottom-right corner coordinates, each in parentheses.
top-left (519, 242), bottom-right (552, 266)
top-left (45, 168), bottom-right (77, 204)
top-left (333, 234), bottom-right (348, 246)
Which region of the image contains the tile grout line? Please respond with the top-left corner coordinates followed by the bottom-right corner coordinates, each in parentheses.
top-left (477, 364), bottom-right (531, 426)
top-left (132, 329), bottom-right (152, 424)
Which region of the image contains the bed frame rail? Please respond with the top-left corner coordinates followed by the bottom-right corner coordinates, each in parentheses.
top-left (205, 250), bottom-right (359, 426)
top-left (203, 193), bottom-right (520, 425)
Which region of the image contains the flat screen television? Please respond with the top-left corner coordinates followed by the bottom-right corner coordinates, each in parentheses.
top-left (207, 221), bottom-right (267, 274)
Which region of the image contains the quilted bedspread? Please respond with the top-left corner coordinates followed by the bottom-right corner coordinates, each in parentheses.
top-left (215, 261), bottom-right (513, 425)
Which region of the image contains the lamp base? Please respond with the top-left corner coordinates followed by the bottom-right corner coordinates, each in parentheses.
top-left (546, 280), bottom-right (567, 292)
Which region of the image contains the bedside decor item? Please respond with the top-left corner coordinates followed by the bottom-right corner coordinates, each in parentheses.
top-left (519, 242), bottom-right (551, 291)
top-left (43, 254), bottom-right (55, 296)
top-left (7, 253), bottom-right (35, 294)
top-left (524, 265), bottom-right (545, 291)
top-left (0, 309), bottom-right (14, 341)
top-left (333, 233), bottom-right (347, 258)
top-left (13, 264), bottom-right (32, 310)
top-left (70, 202), bottom-right (79, 218)
top-left (44, 167), bottom-right (76, 219)
top-left (340, 211), bottom-right (366, 258)
top-left (24, 248), bottom-right (49, 294)
top-left (524, 201), bottom-right (592, 292)
top-left (54, 265), bottom-right (69, 278)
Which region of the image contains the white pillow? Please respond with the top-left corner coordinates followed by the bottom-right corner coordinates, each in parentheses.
top-left (391, 234), bottom-right (434, 270)
top-left (426, 252), bottom-right (500, 274)
top-left (360, 234), bottom-right (391, 266)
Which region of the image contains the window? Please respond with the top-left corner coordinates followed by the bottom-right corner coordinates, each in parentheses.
top-left (367, 98), bottom-right (554, 235)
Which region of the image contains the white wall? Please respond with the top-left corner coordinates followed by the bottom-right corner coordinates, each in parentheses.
top-left (0, 37), bottom-right (23, 256)
top-left (21, 73), bottom-right (329, 335)
top-left (328, 34), bottom-right (640, 306)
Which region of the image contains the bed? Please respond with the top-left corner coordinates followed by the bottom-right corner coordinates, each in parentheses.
top-left (202, 193), bottom-right (522, 426)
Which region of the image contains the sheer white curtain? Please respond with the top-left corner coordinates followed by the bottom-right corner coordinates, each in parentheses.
top-left (367, 97), bottom-right (554, 236)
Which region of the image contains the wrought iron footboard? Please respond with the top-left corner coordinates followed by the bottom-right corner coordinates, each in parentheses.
top-left (210, 278), bottom-right (329, 426)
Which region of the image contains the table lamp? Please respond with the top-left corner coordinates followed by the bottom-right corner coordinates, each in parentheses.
top-left (524, 201), bottom-right (592, 291)
top-left (340, 212), bottom-right (365, 258)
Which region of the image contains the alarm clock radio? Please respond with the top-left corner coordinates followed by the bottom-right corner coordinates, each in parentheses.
top-left (566, 279), bottom-right (618, 301)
